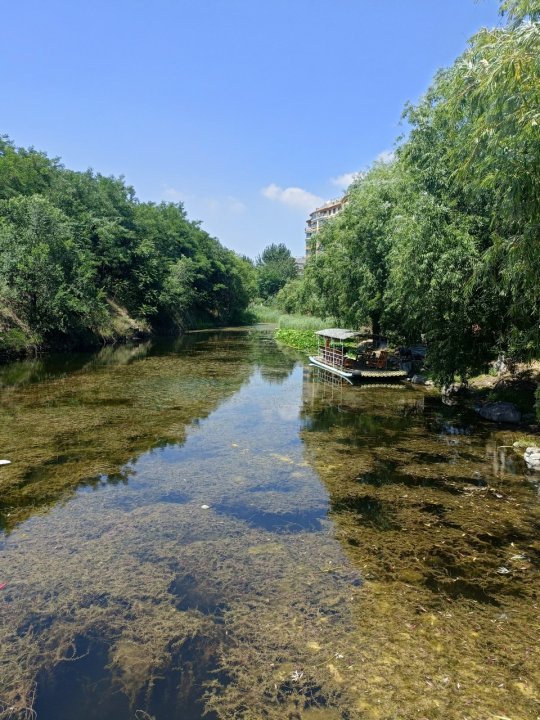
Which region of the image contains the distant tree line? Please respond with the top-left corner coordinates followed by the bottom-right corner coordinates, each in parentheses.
top-left (277, 0), bottom-right (540, 384)
top-left (0, 137), bottom-right (257, 352)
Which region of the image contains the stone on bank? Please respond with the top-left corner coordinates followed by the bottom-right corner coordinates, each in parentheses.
top-left (475, 401), bottom-right (522, 424)
top-left (524, 447), bottom-right (540, 471)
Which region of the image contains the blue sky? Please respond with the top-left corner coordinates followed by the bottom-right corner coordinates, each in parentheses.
top-left (2, 0), bottom-right (501, 258)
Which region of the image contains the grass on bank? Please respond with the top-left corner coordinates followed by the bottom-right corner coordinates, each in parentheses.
top-left (278, 313), bottom-right (344, 353)
top-left (276, 313), bottom-right (336, 354)
top-left (249, 303), bottom-right (282, 324)
top-left (250, 303), bottom-right (337, 354)
top-left (250, 303), bottom-right (334, 330)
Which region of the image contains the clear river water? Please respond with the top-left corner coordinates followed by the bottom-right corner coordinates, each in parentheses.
top-left (0, 327), bottom-right (539, 720)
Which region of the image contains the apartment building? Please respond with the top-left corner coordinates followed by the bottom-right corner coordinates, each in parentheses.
top-left (305, 195), bottom-right (348, 258)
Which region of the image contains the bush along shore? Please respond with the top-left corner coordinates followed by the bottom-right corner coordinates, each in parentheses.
top-left (0, 135), bottom-right (257, 361)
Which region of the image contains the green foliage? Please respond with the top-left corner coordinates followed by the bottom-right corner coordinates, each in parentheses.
top-left (273, 313), bottom-right (336, 355)
top-left (249, 303), bottom-right (282, 323)
top-left (0, 326), bottom-right (36, 353)
top-left (278, 1), bottom-right (540, 384)
top-left (0, 135), bottom-right (58, 200)
top-left (500, 0), bottom-right (540, 24)
top-left (0, 137), bottom-right (256, 352)
top-left (275, 272), bottom-right (327, 318)
top-left (304, 163), bottom-right (400, 334)
top-left (274, 328), bottom-right (317, 353)
top-left (278, 313), bottom-right (334, 332)
top-left (255, 243), bottom-right (297, 299)
top-left (249, 302), bottom-right (333, 341)
top-left (0, 195), bottom-right (103, 338)
top-left (404, 8), bottom-right (540, 360)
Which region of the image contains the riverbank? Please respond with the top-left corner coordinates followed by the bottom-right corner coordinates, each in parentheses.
top-left (0, 299), bottom-right (151, 363)
top-left (263, 307), bottom-right (540, 425)
top-left (0, 301), bottom-right (258, 365)
top-left (250, 305), bottom-right (330, 354)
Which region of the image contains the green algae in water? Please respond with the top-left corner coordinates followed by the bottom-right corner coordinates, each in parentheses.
top-left (302, 381), bottom-right (540, 718)
top-left (0, 333), bottom-right (256, 531)
top-left (1, 330), bottom-right (540, 719)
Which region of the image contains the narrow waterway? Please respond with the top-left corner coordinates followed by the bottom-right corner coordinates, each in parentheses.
top-left (0, 328), bottom-right (538, 720)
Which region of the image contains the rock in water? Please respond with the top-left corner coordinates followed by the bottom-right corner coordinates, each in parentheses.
top-left (475, 401), bottom-right (521, 424)
top-left (442, 382), bottom-right (468, 398)
top-left (524, 447), bottom-right (540, 471)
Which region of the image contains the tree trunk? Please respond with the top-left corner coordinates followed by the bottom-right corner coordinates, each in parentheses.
top-left (371, 313), bottom-right (381, 337)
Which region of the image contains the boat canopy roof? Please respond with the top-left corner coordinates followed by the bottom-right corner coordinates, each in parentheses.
top-left (315, 328), bottom-right (362, 341)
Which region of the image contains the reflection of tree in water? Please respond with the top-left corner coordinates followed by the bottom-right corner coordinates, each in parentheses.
top-left (258, 363), bottom-right (295, 385)
top-left (0, 333), bottom-right (254, 532)
top-left (0, 326), bottom-right (299, 533)
top-left (4, 331), bottom-right (539, 720)
top-left (0, 332), bottom-right (365, 720)
top-left (301, 376), bottom-right (411, 443)
top-left (152, 326), bottom-right (297, 385)
top-left (250, 329), bottom-right (298, 384)
top-left (299, 373), bottom-right (540, 719)
top-left (0, 343), bottom-right (154, 391)
top-left (88, 341), bottom-right (152, 367)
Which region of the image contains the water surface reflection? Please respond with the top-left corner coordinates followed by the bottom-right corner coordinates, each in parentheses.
top-left (301, 372), bottom-right (540, 717)
top-left (0, 329), bottom-right (539, 719)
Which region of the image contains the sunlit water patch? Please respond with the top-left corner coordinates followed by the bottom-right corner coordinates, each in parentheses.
top-left (0, 333), bottom-right (361, 720)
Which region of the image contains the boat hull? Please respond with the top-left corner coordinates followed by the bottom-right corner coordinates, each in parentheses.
top-left (309, 356), bottom-right (408, 382)
top-left (309, 356), bottom-right (356, 382)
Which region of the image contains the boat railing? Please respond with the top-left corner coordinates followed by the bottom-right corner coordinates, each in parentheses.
top-left (321, 347), bottom-right (345, 368)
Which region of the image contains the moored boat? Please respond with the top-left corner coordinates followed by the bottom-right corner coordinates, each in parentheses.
top-left (308, 328), bottom-right (408, 384)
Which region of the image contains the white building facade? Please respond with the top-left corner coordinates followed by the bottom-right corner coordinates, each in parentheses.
top-left (305, 196), bottom-right (348, 258)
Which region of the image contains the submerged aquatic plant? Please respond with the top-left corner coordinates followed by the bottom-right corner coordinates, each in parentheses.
top-left (1, 330), bottom-right (539, 719)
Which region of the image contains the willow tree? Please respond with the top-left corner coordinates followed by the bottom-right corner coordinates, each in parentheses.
top-left (424, 2), bottom-right (540, 358)
top-left (275, 0), bottom-right (539, 381)
top-left (304, 161), bottom-right (402, 335)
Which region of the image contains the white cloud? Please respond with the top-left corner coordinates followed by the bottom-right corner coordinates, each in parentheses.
top-left (161, 187), bottom-right (245, 215)
top-left (261, 183), bottom-right (325, 212)
top-left (162, 186), bottom-right (186, 202)
top-left (330, 152), bottom-right (395, 190)
top-left (330, 171), bottom-right (361, 190)
top-left (375, 149), bottom-right (396, 164)
top-left (224, 196), bottom-right (246, 214)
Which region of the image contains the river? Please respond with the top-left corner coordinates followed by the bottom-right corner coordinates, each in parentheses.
top-left (0, 327), bottom-right (538, 719)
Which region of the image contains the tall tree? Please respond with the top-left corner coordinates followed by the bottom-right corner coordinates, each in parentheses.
top-left (256, 243), bottom-right (297, 299)
top-left (304, 162), bottom-right (400, 334)
top-left (0, 195), bottom-right (102, 337)
top-left (401, 2), bottom-right (540, 361)
top-left (0, 135), bottom-right (257, 349)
